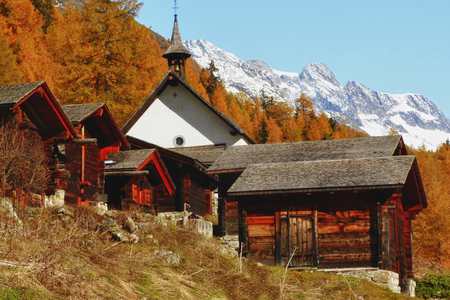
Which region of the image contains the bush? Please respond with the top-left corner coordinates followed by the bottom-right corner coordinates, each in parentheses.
top-left (416, 274), bottom-right (450, 299)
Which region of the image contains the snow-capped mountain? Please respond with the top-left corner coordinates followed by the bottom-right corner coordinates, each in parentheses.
top-left (185, 40), bottom-right (450, 149)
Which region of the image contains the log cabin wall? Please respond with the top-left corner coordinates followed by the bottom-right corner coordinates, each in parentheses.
top-left (317, 209), bottom-right (372, 268)
top-left (379, 192), bottom-right (412, 289)
top-left (65, 141), bottom-right (103, 204)
top-left (183, 174), bottom-right (212, 216)
top-left (237, 192), bottom-right (401, 270)
top-left (154, 183), bottom-right (176, 212)
top-left (218, 173), bottom-right (242, 236)
top-left (245, 212), bottom-right (275, 262)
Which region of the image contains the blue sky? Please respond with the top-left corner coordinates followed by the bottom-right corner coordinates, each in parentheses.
top-left (137, 0), bottom-right (450, 116)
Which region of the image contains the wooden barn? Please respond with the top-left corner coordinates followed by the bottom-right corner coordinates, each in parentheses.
top-left (127, 136), bottom-right (217, 216)
top-left (208, 136), bottom-right (427, 290)
top-left (0, 81), bottom-right (76, 201)
top-left (62, 103), bottom-right (129, 205)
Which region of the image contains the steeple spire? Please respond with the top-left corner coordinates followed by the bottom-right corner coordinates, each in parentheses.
top-left (163, 6), bottom-right (191, 78)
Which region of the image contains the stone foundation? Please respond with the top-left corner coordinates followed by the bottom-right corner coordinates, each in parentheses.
top-left (322, 268), bottom-right (403, 294)
top-left (156, 211), bottom-right (213, 238)
top-left (219, 235), bottom-right (239, 256)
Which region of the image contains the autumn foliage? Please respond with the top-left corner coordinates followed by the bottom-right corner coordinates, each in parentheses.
top-left (0, 0), bottom-right (449, 272)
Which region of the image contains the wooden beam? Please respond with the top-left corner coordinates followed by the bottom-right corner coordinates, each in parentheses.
top-left (105, 170), bottom-right (149, 176)
top-left (275, 211), bottom-right (281, 264)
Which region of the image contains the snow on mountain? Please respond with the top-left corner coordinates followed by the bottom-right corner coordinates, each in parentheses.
top-left (185, 40), bottom-right (450, 149)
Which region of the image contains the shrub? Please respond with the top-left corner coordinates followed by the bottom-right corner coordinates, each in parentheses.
top-left (416, 274), bottom-right (450, 299)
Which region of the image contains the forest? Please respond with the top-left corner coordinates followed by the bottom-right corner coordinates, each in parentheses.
top-left (0, 0), bottom-right (449, 273)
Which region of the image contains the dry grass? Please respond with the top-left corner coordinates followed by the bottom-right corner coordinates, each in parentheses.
top-left (0, 206), bottom-right (419, 299)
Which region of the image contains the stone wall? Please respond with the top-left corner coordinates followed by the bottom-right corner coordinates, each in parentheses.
top-left (156, 211), bottom-right (213, 238)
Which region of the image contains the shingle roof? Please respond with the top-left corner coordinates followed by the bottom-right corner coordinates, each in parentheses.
top-left (0, 81), bottom-right (43, 105)
top-left (209, 136), bottom-right (403, 173)
top-left (227, 156), bottom-right (416, 195)
top-left (169, 144), bottom-right (227, 166)
top-left (63, 103), bottom-right (105, 123)
top-left (163, 15), bottom-right (191, 59)
top-left (105, 149), bottom-right (156, 172)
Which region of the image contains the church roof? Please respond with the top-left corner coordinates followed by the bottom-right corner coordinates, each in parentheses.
top-left (209, 136), bottom-right (405, 173)
top-left (122, 72), bottom-right (254, 144)
top-left (163, 15), bottom-right (191, 59)
top-left (169, 144), bottom-right (227, 166)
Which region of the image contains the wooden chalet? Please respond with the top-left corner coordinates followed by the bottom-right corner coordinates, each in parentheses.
top-left (0, 81), bottom-right (76, 200)
top-left (127, 136), bottom-right (217, 216)
top-left (104, 149), bottom-right (176, 211)
top-left (208, 136), bottom-right (427, 290)
top-left (62, 103), bottom-right (129, 205)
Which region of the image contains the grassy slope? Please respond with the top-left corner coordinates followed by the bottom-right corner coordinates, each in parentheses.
top-left (0, 207), bottom-right (414, 300)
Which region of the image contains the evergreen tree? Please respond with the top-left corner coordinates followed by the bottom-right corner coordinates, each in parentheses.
top-left (258, 118), bottom-right (269, 143)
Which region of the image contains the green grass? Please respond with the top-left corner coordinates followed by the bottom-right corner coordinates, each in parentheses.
top-left (0, 287), bottom-right (50, 300)
top-left (416, 273), bottom-right (450, 299)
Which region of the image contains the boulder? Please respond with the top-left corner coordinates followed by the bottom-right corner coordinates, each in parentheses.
top-left (44, 190), bottom-right (65, 208)
top-left (0, 197), bottom-right (22, 227)
top-left (153, 250), bottom-right (181, 266)
top-left (94, 202), bottom-right (108, 216)
top-left (124, 217), bottom-right (137, 233)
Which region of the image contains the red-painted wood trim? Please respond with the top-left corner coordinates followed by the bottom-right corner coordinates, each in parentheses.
top-left (136, 151), bottom-right (175, 197)
top-left (13, 83), bottom-right (76, 138)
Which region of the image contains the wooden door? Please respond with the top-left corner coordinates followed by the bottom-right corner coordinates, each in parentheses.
top-left (280, 212), bottom-right (316, 267)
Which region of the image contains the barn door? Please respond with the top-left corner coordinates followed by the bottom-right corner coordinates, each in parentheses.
top-left (280, 212), bottom-right (316, 267)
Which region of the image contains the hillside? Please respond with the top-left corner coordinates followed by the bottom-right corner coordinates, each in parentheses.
top-left (0, 206), bottom-right (415, 300)
top-left (186, 40), bottom-right (450, 150)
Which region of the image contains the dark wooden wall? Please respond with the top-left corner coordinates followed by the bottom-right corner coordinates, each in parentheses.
top-left (65, 142), bottom-right (103, 204)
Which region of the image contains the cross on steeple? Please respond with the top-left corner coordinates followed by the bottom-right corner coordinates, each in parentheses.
top-left (173, 0), bottom-right (178, 16)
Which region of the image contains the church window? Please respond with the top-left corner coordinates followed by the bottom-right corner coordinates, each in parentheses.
top-left (174, 135), bottom-right (185, 147)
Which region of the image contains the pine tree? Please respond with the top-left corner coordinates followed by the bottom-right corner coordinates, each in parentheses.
top-left (258, 118), bottom-right (269, 143)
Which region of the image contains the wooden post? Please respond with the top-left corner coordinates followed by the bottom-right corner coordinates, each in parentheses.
top-left (238, 203), bottom-right (248, 255)
top-left (275, 211), bottom-right (281, 264)
top-left (313, 208), bottom-right (319, 267)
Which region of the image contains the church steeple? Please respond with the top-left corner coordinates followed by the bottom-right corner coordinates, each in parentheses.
top-left (163, 13), bottom-right (191, 78)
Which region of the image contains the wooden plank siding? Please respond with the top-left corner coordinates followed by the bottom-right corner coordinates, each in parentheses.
top-left (65, 142), bottom-right (103, 204)
top-left (317, 210), bottom-right (372, 267)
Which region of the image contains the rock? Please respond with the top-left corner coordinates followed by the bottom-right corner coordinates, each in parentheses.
top-left (256, 262), bottom-right (264, 267)
top-left (406, 279), bottom-right (416, 297)
top-left (56, 207), bottom-right (74, 218)
top-left (44, 189), bottom-right (65, 208)
top-left (129, 233), bottom-right (139, 244)
top-left (0, 197), bottom-right (22, 227)
top-left (111, 230), bottom-right (128, 242)
top-left (94, 202), bottom-right (108, 216)
top-left (124, 217), bottom-right (137, 233)
top-left (153, 250), bottom-right (181, 266)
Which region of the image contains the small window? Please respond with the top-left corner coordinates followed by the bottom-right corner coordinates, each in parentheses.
top-left (174, 135), bottom-right (185, 147)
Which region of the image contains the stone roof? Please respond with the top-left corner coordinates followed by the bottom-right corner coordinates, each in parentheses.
top-left (63, 103), bottom-right (105, 123)
top-left (209, 136), bottom-right (403, 173)
top-left (169, 144), bottom-right (227, 166)
top-left (105, 149), bottom-right (156, 172)
top-left (227, 156), bottom-right (416, 195)
top-left (0, 81), bottom-right (43, 105)
top-left (163, 15), bottom-right (191, 59)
